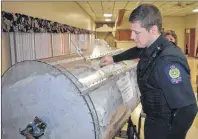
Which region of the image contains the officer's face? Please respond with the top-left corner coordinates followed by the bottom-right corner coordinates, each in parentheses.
top-left (130, 21), bottom-right (158, 48)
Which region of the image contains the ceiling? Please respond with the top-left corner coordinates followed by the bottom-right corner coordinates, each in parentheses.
top-left (76, 1), bottom-right (198, 23)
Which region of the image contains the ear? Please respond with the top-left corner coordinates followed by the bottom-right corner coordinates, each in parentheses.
top-left (149, 25), bottom-right (158, 35)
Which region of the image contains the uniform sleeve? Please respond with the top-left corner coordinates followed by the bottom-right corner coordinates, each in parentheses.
top-left (113, 47), bottom-right (141, 62)
top-left (155, 59), bottom-right (196, 109)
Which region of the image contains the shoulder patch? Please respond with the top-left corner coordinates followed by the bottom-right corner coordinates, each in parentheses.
top-left (165, 64), bottom-right (182, 84)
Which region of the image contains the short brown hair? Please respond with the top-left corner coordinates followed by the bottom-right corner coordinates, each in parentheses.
top-left (129, 4), bottom-right (162, 32)
top-left (164, 30), bottom-right (178, 45)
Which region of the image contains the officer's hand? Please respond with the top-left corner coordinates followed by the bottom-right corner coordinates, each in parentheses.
top-left (100, 56), bottom-right (114, 67)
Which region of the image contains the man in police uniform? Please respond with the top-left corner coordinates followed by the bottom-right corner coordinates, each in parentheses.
top-left (100, 4), bottom-right (197, 139)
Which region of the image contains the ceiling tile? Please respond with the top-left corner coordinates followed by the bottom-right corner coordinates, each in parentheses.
top-left (102, 1), bottom-right (114, 7)
top-left (114, 2), bottom-right (128, 8)
top-left (78, 1), bottom-right (198, 22)
top-left (88, 2), bottom-right (101, 5)
top-left (77, 2), bottom-right (89, 7)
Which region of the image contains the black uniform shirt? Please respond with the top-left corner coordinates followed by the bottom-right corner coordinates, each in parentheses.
top-left (113, 47), bottom-right (141, 62)
top-left (154, 57), bottom-right (196, 108)
top-left (113, 36), bottom-right (196, 109)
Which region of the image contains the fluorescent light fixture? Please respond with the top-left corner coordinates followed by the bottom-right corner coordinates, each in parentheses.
top-left (105, 19), bottom-right (111, 22)
top-left (192, 8), bottom-right (198, 12)
top-left (104, 13), bottom-right (112, 17)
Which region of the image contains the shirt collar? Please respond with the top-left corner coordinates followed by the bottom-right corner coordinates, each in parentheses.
top-left (143, 35), bottom-right (169, 58)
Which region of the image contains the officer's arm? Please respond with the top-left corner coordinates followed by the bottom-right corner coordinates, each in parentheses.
top-left (154, 59), bottom-right (194, 109)
top-left (113, 47), bottom-right (141, 62)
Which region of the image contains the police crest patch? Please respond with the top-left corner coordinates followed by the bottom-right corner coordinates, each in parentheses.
top-left (165, 64), bottom-right (182, 84)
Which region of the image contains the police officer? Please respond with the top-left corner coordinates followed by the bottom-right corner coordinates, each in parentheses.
top-left (100, 4), bottom-right (197, 139)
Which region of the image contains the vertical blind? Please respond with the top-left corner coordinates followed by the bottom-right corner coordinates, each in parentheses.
top-left (4, 32), bottom-right (95, 65)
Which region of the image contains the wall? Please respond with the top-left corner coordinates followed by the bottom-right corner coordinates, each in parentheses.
top-left (1, 2), bottom-right (95, 75)
top-left (184, 14), bottom-right (197, 29)
top-left (163, 17), bottom-right (185, 51)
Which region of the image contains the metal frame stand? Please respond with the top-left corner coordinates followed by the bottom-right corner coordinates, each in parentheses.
top-left (113, 116), bottom-right (140, 139)
top-left (137, 110), bottom-right (146, 138)
top-left (127, 116), bottom-right (140, 139)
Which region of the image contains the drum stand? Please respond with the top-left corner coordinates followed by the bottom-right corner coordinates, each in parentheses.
top-left (113, 116), bottom-right (140, 139)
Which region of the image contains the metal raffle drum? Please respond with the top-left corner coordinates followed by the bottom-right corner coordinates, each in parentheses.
top-left (2, 40), bottom-right (140, 139)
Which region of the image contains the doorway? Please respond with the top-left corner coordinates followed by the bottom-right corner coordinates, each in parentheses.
top-left (184, 28), bottom-right (196, 57)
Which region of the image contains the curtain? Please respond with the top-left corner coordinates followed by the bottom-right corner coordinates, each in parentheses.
top-left (34, 33), bottom-right (52, 59)
top-left (2, 11), bottom-right (94, 34)
top-left (9, 32), bottom-right (35, 64)
top-left (51, 33), bottom-right (69, 56)
top-left (70, 34), bottom-right (79, 54)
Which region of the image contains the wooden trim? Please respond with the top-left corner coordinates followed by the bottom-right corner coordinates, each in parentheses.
top-left (115, 29), bottom-right (131, 41)
top-left (116, 9), bottom-right (126, 26)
